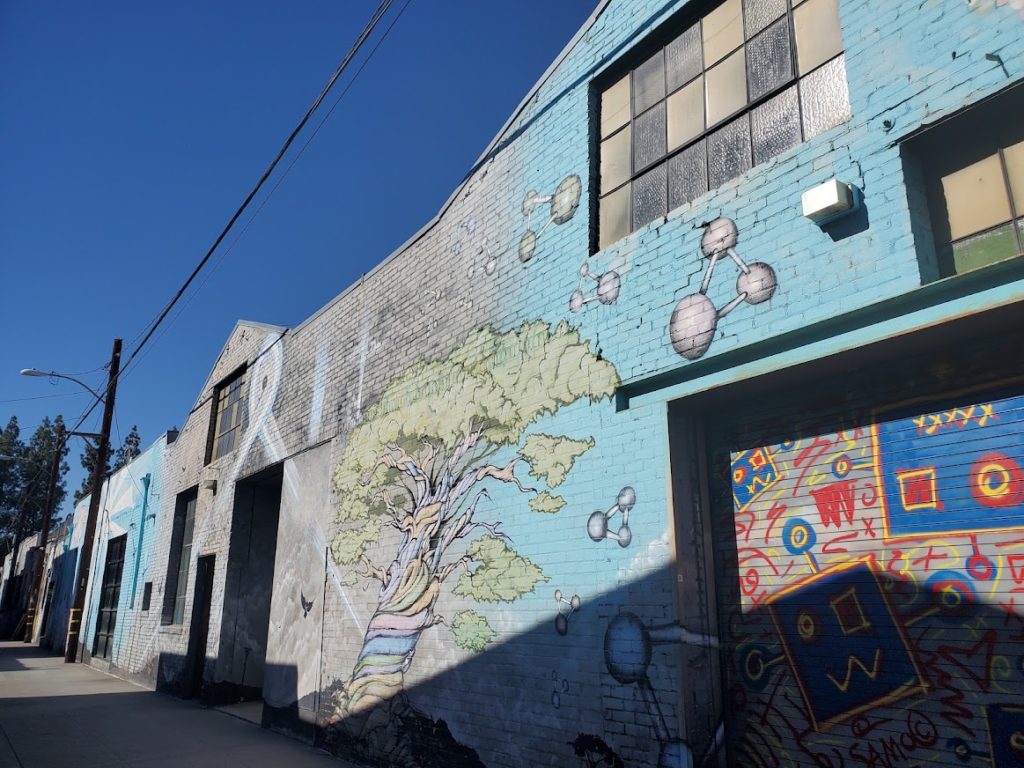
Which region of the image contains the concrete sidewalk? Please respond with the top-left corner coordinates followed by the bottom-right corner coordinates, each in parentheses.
top-left (0, 642), bottom-right (353, 767)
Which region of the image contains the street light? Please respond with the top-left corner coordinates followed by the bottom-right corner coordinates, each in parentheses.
top-left (19, 339), bottom-right (122, 661)
top-left (20, 369), bottom-right (105, 402)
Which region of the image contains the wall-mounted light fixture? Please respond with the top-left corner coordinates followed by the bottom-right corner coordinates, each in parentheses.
top-left (801, 179), bottom-right (862, 226)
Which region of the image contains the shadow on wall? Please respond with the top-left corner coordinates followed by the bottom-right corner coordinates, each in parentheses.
top-left (314, 564), bottom-right (687, 768)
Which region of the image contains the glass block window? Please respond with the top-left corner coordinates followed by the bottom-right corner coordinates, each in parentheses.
top-left (940, 144), bottom-right (1024, 274)
top-left (597, 0), bottom-right (850, 249)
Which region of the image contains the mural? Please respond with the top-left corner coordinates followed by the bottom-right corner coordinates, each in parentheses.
top-left (669, 217), bottom-right (778, 360)
top-left (323, 320), bottom-right (618, 761)
top-left (603, 611), bottom-right (720, 768)
top-left (587, 486), bottom-right (636, 547)
top-left (517, 175), bottom-right (582, 263)
top-left (719, 391), bottom-right (1024, 766)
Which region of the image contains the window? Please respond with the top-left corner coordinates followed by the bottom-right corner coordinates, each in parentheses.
top-left (207, 367), bottom-right (247, 463)
top-left (597, 0), bottom-right (851, 249)
top-left (162, 488), bottom-right (197, 625)
top-left (903, 84), bottom-right (1024, 279)
top-left (141, 582), bottom-right (152, 611)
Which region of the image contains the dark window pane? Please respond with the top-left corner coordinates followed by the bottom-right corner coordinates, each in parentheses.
top-left (747, 17), bottom-right (793, 101)
top-left (669, 140), bottom-right (709, 210)
top-left (708, 114), bottom-right (752, 188)
top-left (633, 163), bottom-right (668, 230)
top-left (666, 25), bottom-right (702, 91)
top-left (952, 223), bottom-right (1018, 274)
top-left (800, 54), bottom-right (851, 138)
top-left (744, 0), bottom-right (787, 38)
top-left (633, 102), bottom-right (667, 170)
top-left (751, 86), bottom-right (801, 164)
top-left (633, 50), bottom-right (665, 115)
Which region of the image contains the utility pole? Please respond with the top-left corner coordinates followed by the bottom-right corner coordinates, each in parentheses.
top-left (64, 338), bottom-right (121, 663)
top-left (23, 423), bottom-right (65, 642)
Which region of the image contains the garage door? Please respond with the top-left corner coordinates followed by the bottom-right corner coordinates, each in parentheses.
top-left (708, 383), bottom-right (1024, 768)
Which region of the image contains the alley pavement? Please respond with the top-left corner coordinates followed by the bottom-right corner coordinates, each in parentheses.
top-left (0, 642), bottom-right (353, 768)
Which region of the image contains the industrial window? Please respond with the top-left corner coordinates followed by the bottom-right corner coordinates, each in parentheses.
top-left (207, 367), bottom-right (247, 463)
top-left (597, 0), bottom-right (851, 249)
top-left (161, 488), bottom-right (197, 626)
top-left (904, 84), bottom-right (1024, 279)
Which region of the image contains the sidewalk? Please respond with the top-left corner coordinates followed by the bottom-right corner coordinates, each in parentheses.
top-left (0, 642), bottom-right (353, 768)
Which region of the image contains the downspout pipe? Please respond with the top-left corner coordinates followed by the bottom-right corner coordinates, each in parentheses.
top-left (129, 474), bottom-right (152, 609)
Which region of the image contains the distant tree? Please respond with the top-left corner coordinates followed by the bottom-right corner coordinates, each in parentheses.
top-left (75, 439), bottom-right (109, 505)
top-left (1, 416), bottom-right (70, 550)
top-left (113, 425), bottom-right (141, 472)
top-left (0, 416), bottom-right (24, 556)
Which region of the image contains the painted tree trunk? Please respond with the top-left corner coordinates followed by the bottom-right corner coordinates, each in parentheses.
top-left (343, 551), bottom-right (441, 715)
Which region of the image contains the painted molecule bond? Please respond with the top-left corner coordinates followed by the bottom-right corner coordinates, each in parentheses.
top-left (569, 261), bottom-right (621, 313)
top-left (554, 589), bottom-right (581, 636)
top-left (668, 217), bottom-right (778, 361)
top-left (518, 175), bottom-right (582, 264)
top-left (604, 612), bottom-right (720, 768)
top-left (587, 486), bottom-right (636, 547)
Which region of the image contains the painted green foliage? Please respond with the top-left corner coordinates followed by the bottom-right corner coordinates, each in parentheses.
top-left (327, 321), bottom-right (617, 717)
top-left (450, 610), bottom-right (496, 653)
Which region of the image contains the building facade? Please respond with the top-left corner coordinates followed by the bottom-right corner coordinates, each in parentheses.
top-left (33, 1), bottom-right (1024, 766)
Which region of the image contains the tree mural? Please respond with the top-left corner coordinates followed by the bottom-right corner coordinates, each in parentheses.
top-left (328, 320), bottom-right (617, 723)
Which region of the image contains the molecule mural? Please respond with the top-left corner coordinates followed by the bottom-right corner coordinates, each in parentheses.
top-left (604, 612), bottom-right (720, 768)
top-left (554, 588), bottom-right (581, 636)
top-left (518, 175), bottom-right (582, 263)
top-left (570, 260), bottom-right (621, 313)
top-left (668, 217), bottom-right (778, 360)
top-left (587, 486), bottom-right (636, 547)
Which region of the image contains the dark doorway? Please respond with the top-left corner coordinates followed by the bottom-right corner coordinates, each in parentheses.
top-left (185, 554), bottom-right (216, 699)
top-left (92, 535), bottom-right (127, 660)
top-left (213, 464), bottom-right (283, 712)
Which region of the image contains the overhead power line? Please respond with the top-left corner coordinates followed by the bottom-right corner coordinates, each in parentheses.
top-left (64, 0), bottom-right (405, 439)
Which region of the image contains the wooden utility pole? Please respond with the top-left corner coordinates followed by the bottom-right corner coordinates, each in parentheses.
top-left (64, 338), bottom-right (121, 663)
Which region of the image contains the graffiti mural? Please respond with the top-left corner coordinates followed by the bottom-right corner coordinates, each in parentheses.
top-left (323, 320), bottom-right (618, 761)
top-left (718, 391), bottom-right (1024, 766)
top-left (517, 175), bottom-right (582, 263)
top-left (587, 486), bottom-right (636, 547)
top-left (669, 217), bottom-right (778, 360)
top-left (603, 611), bottom-right (720, 768)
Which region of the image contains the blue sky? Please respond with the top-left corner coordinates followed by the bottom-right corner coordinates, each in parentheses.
top-left (0, 0), bottom-right (596, 515)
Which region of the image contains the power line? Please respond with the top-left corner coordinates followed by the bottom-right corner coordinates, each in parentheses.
top-left (119, 0), bottom-right (398, 383)
top-left (117, 0), bottom-right (413, 388)
top-left (56, 0), bottom-right (403, 447)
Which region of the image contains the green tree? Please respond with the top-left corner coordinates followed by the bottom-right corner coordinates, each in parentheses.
top-left (0, 416), bottom-right (24, 556)
top-left (329, 321), bottom-right (617, 718)
top-left (74, 439), bottom-right (109, 505)
top-left (76, 425), bottom-right (144, 503)
top-left (1, 416), bottom-right (70, 552)
top-left (113, 425), bottom-right (142, 471)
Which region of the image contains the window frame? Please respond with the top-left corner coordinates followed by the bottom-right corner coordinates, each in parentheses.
top-left (593, 0), bottom-right (850, 251)
top-left (205, 365), bottom-right (248, 465)
top-left (903, 82), bottom-right (1024, 280)
top-left (161, 488), bottom-right (198, 626)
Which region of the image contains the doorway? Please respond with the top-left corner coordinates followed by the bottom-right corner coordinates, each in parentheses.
top-left (213, 464), bottom-right (283, 719)
top-left (92, 535), bottom-right (127, 660)
top-left (184, 554), bottom-right (216, 699)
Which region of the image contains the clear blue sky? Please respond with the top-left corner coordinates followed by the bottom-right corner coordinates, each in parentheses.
top-left (0, 0), bottom-right (596, 515)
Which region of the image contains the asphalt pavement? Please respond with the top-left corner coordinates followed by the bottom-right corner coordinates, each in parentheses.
top-left (0, 641), bottom-right (353, 768)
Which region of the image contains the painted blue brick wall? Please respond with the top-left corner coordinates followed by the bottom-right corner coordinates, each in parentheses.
top-left (507, 0), bottom-right (1024, 390)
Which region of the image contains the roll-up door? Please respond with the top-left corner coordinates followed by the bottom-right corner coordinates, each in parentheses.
top-left (704, 371), bottom-right (1024, 768)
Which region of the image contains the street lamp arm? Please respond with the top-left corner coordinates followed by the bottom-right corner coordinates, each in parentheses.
top-left (19, 369), bottom-right (105, 403)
